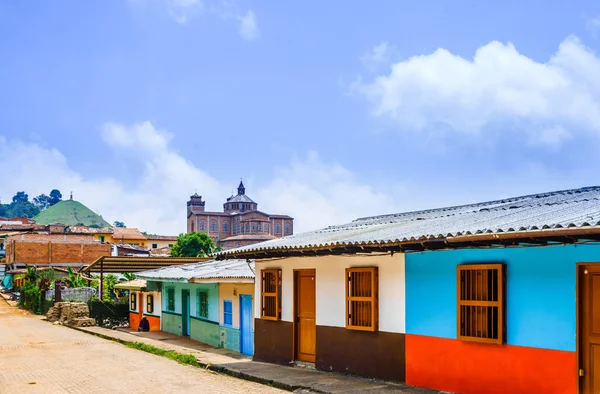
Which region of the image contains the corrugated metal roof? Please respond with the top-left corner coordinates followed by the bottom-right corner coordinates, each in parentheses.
top-left (137, 259), bottom-right (254, 282)
top-left (219, 186), bottom-right (600, 256)
top-left (82, 257), bottom-right (210, 273)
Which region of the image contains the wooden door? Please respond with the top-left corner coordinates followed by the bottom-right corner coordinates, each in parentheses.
top-left (295, 269), bottom-right (316, 363)
top-left (580, 264), bottom-right (600, 393)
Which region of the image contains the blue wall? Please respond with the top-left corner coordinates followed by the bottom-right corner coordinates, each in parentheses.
top-left (405, 243), bottom-right (600, 352)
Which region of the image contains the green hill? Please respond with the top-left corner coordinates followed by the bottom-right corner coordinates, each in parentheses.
top-left (33, 200), bottom-right (111, 227)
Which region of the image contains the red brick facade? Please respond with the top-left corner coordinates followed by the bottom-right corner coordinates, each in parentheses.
top-left (187, 182), bottom-right (294, 249)
top-left (5, 239), bottom-right (110, 266)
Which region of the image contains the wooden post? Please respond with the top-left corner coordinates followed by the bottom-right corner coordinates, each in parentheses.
top-left (99, 259), bottom-right (104, 301)
top-left (55, 280), bottom-right (61, 303)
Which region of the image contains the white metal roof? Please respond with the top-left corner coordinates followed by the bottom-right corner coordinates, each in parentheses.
top-left (219, 186), bottom-right (600, 256)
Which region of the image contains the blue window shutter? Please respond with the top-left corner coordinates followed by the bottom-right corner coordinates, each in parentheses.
top-left (224, 300), bottom-right (232, 325)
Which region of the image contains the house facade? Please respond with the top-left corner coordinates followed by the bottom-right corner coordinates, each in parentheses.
top-left (220, 186), bottom-right (600, 394)
top-left (254, 254), bottom-right (405, 381)
top-left (137, 259), bottom-right (255, 356)
top-left (114, 279), bottom-right (162, 331)
top-left (187, 181), bottom-right (293, 250)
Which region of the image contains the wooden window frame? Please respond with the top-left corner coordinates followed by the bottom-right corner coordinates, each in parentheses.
top-left (130, 292), bottom-right (137, 311)
top-left (146, 294), bottom-right (154, 314)
top-left (261, 269), bottom-right (282, 320)
top-left (457, 263), bottom-right (506, 344)
top-left (345, 267), bottom-right (379, 332)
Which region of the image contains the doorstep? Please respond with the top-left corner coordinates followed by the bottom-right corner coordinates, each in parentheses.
top-left (70, 325), bottom-right (450, 394)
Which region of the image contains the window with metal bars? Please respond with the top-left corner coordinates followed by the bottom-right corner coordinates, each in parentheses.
top-left (166, 287), bottom-right (175, 312)
top-left (345, 267), bottom-right (378, 331)
top-left (261, 269), bottom-right (281, 320)
top-left (457, 264), bottom-right (506, 344)
top-left (196, 289), bottom-right (208, 318)
top-left (130, 292), bottom-right (137, 311)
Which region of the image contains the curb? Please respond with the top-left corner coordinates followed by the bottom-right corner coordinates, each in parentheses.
top-left (66, 325), bottom-right (324, 393)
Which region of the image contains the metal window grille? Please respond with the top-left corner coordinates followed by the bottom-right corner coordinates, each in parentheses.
top-left (261, 269), bottom-right (281, 320)
top-left (457, 264), bottom-right (506, 344)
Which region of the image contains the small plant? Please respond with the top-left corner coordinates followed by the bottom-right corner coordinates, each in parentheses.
top-left (126, 342), bottom-right (200, 367)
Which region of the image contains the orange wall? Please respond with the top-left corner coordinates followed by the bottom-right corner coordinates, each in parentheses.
top-left (405, 334), bottom-right (576, 394)
top-left (129, 313), bottom-right (160, 332)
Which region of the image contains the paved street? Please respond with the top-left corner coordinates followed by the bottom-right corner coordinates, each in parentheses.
top-left (0, 300), bottom-right (284, 394)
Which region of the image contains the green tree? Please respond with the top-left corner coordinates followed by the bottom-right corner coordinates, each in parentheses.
top-left (49, 189), bottom-right (62, 206)
top-left (65, 267), bottom-right (87, 288)
top-left (121, 272), bottom-right (136, 281)
top-left (170, 232), bottom-right (218, 257)
top-left (6, 201), bottom-right (40, 218)
top-left (12, 191), bottom-right (28, 203)
top-left (113, 221), bottom-right (126, 228)
top-left (33, 194), bottom-right (52, 210)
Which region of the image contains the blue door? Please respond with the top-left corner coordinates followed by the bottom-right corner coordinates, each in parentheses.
top-left (181, 289), bottom-right (190, 336)
top-left (239, 294), bottom-right (254, 356)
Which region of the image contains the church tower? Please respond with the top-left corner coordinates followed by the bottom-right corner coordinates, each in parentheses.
top-left (187, 193), bottom-right (205, 216)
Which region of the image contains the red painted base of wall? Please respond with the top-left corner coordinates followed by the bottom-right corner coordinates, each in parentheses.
top-left (405, 334), bottom-right (576, 394)
top-left (129, 313), bottom-right (160, 332)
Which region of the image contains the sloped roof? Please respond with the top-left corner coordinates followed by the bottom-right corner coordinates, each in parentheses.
top-left (82, 256), bottom-right (209, 273)
top-left (112, 228), bottom-right (147, 241)
top-left (219, 186), bottom-right (600, 258)
top-left (227, 194), bottom-right (256, 203)
top-left (137, 259), bottom-right (254, 282)
top-left (114, 279), bottom-right (147, 290)
top-left (221, 234), bottom-right (276, 241)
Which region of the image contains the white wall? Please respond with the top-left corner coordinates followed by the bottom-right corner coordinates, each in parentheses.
top-left (254, 253), bottom-right (405, 334)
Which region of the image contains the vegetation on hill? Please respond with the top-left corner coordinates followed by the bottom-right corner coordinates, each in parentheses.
top-left (1, 189), bottom-right (63, 219)
top-left (33, 200), bottom-right (111, 227)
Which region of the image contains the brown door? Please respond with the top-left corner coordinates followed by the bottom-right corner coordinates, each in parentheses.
top-left (580, 264), bottom-right (600, 393)
top-left (295, 269), bottom-right (316, 363)
top-left (139, 293), bottom-right (144, 315)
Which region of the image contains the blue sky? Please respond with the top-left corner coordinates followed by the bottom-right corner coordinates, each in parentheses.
top-left (2, 0), bottom-right (600, 234)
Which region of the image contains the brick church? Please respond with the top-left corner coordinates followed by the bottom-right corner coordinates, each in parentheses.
top-left (187, 181), bottom-right (294, 250)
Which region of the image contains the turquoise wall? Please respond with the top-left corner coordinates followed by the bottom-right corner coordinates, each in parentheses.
top-left (162, 311), bottom-right (182, 335)
top-left (159, 281), bottom-right (218, 319)
top-left (405, 243), bottom-right (600, 352)
top-left (190, 317), bottom-right (220, 346)
top-left (220, 325), bottom-right (241, 352)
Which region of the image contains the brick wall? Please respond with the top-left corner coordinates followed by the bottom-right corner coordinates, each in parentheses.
top-left (6, 240), bottom-right (110, 265)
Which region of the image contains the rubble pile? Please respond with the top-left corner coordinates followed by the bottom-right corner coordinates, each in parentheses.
top-left (46, 302), bottom-right (96, 327)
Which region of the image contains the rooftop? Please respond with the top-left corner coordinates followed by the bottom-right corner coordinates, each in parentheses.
top-left (112, 228), bottom-right (147, 241)
top-left (218, 186), bottom-right (600, 258)
top-left (137, 259), bottom-right (254, 282)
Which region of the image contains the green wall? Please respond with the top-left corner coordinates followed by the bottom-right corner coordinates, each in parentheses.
top-left (191, 317), bottom-right (220, 347)
top-left (162, 311), bottom-right (182, 336)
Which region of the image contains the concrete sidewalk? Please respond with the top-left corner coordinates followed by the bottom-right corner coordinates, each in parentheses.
top-left (71, 325), bottom-right (448, 394)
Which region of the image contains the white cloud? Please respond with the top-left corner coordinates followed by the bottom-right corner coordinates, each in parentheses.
top-left (585, 15), bottom-right (600, 37)
top-left (238, 10), bottom-right (259, 41)
top-left (136, 0), bottom-right (260, 40)
top-left (355, 36), bottom-right (600, 146)
top-left (165, 0), bottom-right (204, 24)
top-left (255, 152), bottom-right (405, 231)
top-left (0, 125), bottom-right (401, 235)
top-left (361, 42), bottom-right (391, 72)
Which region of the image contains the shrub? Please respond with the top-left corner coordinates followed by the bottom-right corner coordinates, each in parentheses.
top-left (88, 299), bottom-right (129, 327)
top-left (19, 283), bottom-right (42, 314)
